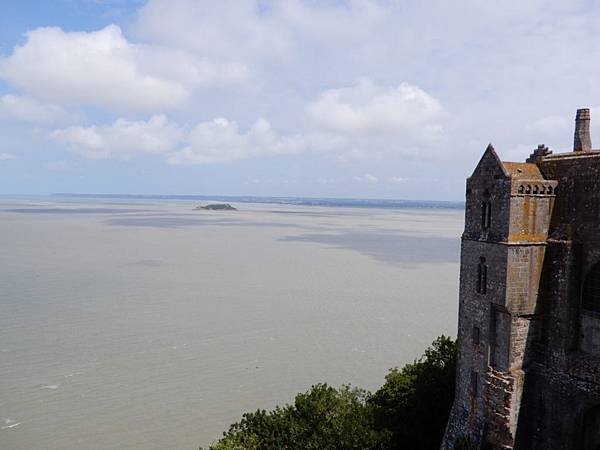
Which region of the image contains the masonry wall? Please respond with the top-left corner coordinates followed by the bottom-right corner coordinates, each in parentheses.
top-left (443, 147), bottom-right (513, 447)
top-left (517, 233), bottom-right (600, 449)
top-left (514, 153), bottom-right (600, 449)
top-left (445, 240), bottom-right (507, 443)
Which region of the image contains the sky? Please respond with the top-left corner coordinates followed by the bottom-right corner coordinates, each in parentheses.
top-left (1, 0), bottom-right (600, 200)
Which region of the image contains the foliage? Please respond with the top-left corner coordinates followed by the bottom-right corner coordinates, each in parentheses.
top-left (454, 435), bottom-right (478, 450)
top-left (369, 335), bottom-right (457, 449)
top-left (205, 384), bottom-right (386, 450)
top-left (203, 336), bottom-right (457, 450)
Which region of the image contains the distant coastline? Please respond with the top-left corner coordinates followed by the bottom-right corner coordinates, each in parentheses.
top-left (51, 193), bottom-right (464, 210)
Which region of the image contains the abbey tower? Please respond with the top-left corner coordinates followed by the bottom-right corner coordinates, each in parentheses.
top-left (442, 109), bottom-right (600, 449)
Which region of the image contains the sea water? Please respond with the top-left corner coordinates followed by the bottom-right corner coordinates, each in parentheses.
top-left (0, 197), bottom-right (463, 449)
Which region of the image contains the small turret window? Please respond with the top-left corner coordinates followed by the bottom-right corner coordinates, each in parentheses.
top-left (481, 201), bottom-right (492, 230)
top-left (470, 371), bottom-right (478, 395)
top-left (472, 326), bottom-right (480, 345)
top-left (583, 262), bottom-right (600, 313)
top-left (477, 257), bottom-right (488, 294)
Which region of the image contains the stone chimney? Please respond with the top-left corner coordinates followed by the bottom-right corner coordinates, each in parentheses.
top-left (574, 108), bottom-right (592, 152)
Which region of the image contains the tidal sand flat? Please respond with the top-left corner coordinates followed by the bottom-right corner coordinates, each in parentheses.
top-left (0, 198), bottom-right (463, 450)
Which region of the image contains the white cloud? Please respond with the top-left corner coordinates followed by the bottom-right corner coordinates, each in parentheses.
top-left (0, 95), bottom-right (65, 123)
top-left (48, 78), bottom-right (446, 165)
top-left (167, 117), bottom-right (303, 165)
top-left (133, 0), bottom-right (291, 62)
top-left (354, 173), bottom-right (378, 183)
top-left (133, 0), bottom-right (386, 66)
top-left (0, 152), bottom-right (15, 161)
top-left (302, 79), bottom-right (446, 160)
top-left (51, 115), bottom-right (184, 159)
top-left (387, 176), bottom-right (405, 183)
top-left (0, 25), bottom-right (184, 110)
top-left (307, 79), bottom-right (444, 136)
top-left (277, 0), bottom-right (386, 47)
top-left (51, 115), bottom-right (303, 164)
top-left (0, 25), bottom-right (247, 112)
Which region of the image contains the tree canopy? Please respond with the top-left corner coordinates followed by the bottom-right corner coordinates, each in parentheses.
top-left (203, 336), bottom-right (456, 450)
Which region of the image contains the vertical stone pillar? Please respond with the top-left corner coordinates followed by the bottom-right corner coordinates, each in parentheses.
top-left (574, 108), bottom-right (592, 152)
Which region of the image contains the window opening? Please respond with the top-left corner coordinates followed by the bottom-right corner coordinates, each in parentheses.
top-left (481, 201), bottom-right (492, 230)
top-left (477, 257), bottom-right (488, 294)
top-left (583, 262), bottom-right (600, 313)
top-left (470, 371), bottom-right (478, 395)
top-left (473, 326), bottom-right (480, 345)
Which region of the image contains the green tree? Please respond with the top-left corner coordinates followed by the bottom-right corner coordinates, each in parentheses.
top-left (369, 335), bottom-right (457, 450)
top-left (206, 384), bottom-right (387, 450)
top-left (203, 336), bottom-right (457, 450)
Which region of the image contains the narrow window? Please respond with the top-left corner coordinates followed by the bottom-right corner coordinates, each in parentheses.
top-left (473, 326), bottom-right (480, 345)
top-left (481, 202), bottom-right (487, 229)
top-left (477, 257), bottom-right (488, 294)
top-left (481, 201), bottom-right (492, 230)
top-left (482, 264), bottom-right (488, 294)
top-left (583, 262), bottom-right (600, 313)
top-left (471, 371), bottom-right (478, 395)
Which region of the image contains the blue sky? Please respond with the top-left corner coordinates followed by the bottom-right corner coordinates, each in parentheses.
top-left (1, 0), bottom-right (600, 200)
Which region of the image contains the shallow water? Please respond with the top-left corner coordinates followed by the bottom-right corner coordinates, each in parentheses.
top-left (0, 197), bottom-right (463, 449)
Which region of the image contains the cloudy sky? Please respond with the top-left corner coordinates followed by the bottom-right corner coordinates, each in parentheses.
top-left (1, 0), bottom-right (600, 200)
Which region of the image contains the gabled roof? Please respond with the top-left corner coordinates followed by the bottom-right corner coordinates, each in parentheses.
top-left (501, 162), bottom-right (544, 180)
top-left (471, 143), bottom-right (546, 181)
top-left (470, 143), bottom-right (509, 178)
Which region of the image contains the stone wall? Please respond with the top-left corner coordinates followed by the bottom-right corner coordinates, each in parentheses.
top-left (442, 130), bottom-right (600, 449)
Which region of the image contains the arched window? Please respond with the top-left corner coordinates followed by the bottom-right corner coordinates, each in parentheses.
top-left (477, 257), bottom-right (488, 294)
top-left (582, 262), bottom-right (600, 313)
top-left (518, 185), bottom-right (525, 194)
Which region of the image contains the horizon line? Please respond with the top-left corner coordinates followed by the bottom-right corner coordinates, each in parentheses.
top-left (47, 193), bottom-right (465, 209)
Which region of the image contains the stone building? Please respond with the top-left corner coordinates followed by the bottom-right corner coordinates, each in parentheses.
top-left (442, 109), bottom-right (600, 449)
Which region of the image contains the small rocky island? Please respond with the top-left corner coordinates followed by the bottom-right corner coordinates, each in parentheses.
top-left (195, 203), bottom-right (237, 211)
